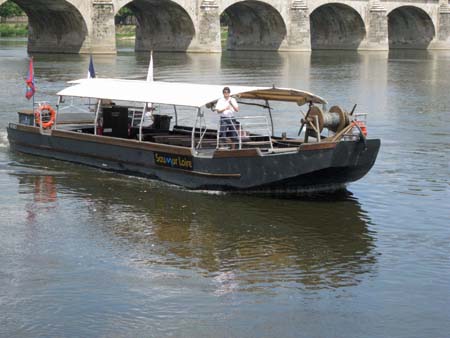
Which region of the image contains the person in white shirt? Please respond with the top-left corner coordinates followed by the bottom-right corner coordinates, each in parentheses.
top-left (215, 87), bottom-right (239, 148)
top-left (141, 107), bottom-right (153, 127)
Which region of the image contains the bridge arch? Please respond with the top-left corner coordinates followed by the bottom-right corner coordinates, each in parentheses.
top-left (220, 0), bottom-right (287, 51)
top-left (116, 0), bottom-right (195, 52)
top-left (310, 3), bottom-right (366, 50)
top-left (388, 6), bottom-right (435, 49)
top-left (1, 0), bottom-right (89, 53)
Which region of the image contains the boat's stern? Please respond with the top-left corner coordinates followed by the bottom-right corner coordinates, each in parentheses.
top-left (329, 138), bottom-right (381, 183)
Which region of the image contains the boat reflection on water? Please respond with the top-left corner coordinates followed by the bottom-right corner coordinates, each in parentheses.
top-left (13, 173), bottom-right (58, 224)
top-left (14, 162), bottom-right (378, 292)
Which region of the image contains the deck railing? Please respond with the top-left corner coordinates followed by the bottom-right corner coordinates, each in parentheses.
top-left (216, 116), bottom-right (273, 151)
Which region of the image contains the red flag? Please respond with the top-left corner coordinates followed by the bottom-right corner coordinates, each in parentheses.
top-left (25, 57), bottom-right (35, 100)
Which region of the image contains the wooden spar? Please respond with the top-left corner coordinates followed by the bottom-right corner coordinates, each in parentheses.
top-left (236, 100), bottom-right (271, 109)
top-left (213, 148), bottom-right (262, 158)
top-left (331, 123), bottom-right (353, 142)
top-left (239, 92), bottom-right (320, 104)
top-left (315, 115), bottom-right (321, 142)
top-left (299, 102), bottom-right (313, 137)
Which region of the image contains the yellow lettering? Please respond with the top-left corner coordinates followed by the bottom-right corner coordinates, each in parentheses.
top-left (178, 158), bottom-right (192, 169)
top-left (155, 154), bottom-right (165, 164)
top-left (155, 154), bottom-right (192, 169)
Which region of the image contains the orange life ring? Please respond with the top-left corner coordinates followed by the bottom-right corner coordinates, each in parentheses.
top-left (35, 104), bottom-right (56, 129)
top-left (352, 120), bottom-right (367, 137)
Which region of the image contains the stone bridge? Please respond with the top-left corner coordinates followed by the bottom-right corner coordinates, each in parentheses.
top-left (2, 0), bottom-right (450, 53)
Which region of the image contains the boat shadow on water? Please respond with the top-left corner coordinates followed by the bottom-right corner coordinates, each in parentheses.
top-left (10, 155), bottom-right (379, 292)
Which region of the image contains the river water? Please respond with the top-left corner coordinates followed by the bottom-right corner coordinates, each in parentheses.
top-left (0, 39), bottom-right (449, 338)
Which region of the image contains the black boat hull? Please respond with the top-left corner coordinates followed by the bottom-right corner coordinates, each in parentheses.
top-left (7, 124), bottom-right (380, 195)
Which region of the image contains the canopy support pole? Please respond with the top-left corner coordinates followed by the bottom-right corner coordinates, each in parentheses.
top-left (265, 99), bottom-right (274, 136)
top-left (173, 105), bottom-right (178, 126)
top-left (139, 102), bottom-right (151, 142)
top-left (94, 99), bottom-right (101, 136)
top-left (191, 109), bottom-right (201, 152)
top-left (54, 96), bottom-right (61, 129)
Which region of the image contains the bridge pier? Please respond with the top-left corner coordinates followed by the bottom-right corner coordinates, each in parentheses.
top-left (189, 0), bottom-right (221, 53)
top-left (283, 0), bottom-right (311, 51)
top-left (89, 0), bottom-right (116, 54)
top-left (432, 1), bottom-right (450, 49)
top-left (360, 1), bottom-right (389, 50)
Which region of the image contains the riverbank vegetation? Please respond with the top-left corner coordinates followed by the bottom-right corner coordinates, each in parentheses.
top-left (0, 23), bottom-right (27, 37)
top-left (116, 25), bottom-right (135, 40)
top-left (221, 27), bottom-right (228, 44)
top-left (0, 1), bottom-right (26, 37)
top-left (0, 22), bottom-right (137, 40)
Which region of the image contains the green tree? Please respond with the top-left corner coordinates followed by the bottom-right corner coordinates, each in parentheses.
top-left (0, 1), bottom-right (24, 17)
top-left (118, 7), bottom-right (133, 17)
top-left (115, 6), bottom-right (135, 25)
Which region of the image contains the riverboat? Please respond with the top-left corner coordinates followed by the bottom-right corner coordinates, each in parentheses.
top-left (7, 78), bottom-right (380, 195)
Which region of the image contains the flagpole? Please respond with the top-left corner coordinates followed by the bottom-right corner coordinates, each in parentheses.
top-left (140, 51), bottom-right (154, 141)
top-left (146, 50), bottom-right (153, 82)
top-left (88, 55), bottom-right (96, 110)
top-left (32, 56), bottom-right (34, 114)
top-left (30, 57), bottom-right (36, 126)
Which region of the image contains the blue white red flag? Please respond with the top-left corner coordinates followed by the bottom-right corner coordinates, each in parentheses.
top-left (87, 55), bottom-right (96, 79)
top-left (25, 57), bottom-right (35, 100)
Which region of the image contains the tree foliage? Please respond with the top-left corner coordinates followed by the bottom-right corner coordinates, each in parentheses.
top-left (220, 12), bottom-right (231, 26)
top-left (0, 1), bottom-right (24, 18)
top-left (115, 6), bottom-right (135, 25)
top-left (117, 7), bottom-right (134, 17)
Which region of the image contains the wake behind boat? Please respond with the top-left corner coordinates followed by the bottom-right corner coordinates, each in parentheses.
top-left (7, 78), bottom-right (380, 195)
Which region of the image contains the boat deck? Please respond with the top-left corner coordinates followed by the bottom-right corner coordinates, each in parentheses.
top-left (53, 122), bottom-right (303, 158)
top-left (23, 108), bottom-right (312, 158)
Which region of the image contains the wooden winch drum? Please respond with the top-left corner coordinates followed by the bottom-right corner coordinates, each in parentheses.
top-left (306, 105), bottom-right (350, 133)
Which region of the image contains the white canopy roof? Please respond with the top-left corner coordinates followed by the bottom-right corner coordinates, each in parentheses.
top-left (57, 78), bottom-right (327, 108)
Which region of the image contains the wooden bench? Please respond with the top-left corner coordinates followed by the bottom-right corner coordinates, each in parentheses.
top-left (173, 126), bottom-right (217, 138)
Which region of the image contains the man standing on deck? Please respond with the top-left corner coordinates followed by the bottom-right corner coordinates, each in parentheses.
top-left (215, 87), bottom-right (239, 149)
